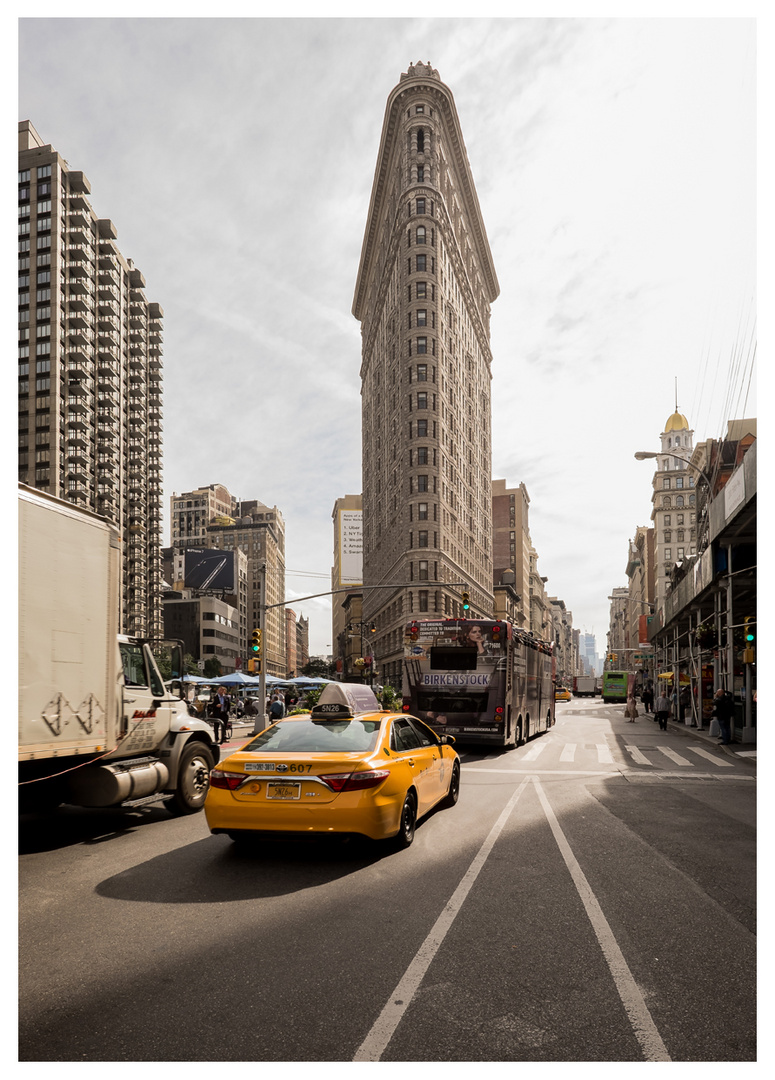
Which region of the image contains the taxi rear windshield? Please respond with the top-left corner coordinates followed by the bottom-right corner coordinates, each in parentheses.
top-left (244, 719), bottom-right (382, 754)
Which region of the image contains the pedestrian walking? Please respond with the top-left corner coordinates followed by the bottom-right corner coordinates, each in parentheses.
top-left (655, 691), bottom-right (671, 731)
top-left (209, 685), bottom-right (231, 745)
top-left (679, 686), bottom-right (691, 722)
top-left (269, 694), bottom-right (285, 722)
top-left (641, 686), bottom-right (654, 714)
top-left (712, 687), bottom-right (735, 745)
top-left (624, 695), bottom-right (639, 722)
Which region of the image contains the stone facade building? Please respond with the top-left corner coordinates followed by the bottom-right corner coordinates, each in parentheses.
top-left (352, 63), bottom-right (499, 688)
top-left (18, 120), bottom-right (163, 636)
top-left (492, 479), bottom-right (531, 627)
top-left (170, 485), bottom-right (287, 677)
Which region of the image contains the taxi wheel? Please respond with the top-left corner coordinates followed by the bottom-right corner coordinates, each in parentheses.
top-left (442, 762), bottom-right (461, 807)
top-left (396, 791), bottom-right (417, 848)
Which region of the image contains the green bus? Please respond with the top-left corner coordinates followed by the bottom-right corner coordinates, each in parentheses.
top-left (601, 671), bottom-right (629, 703)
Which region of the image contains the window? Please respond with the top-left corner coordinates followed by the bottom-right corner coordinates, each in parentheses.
top-left (418, 560), bottom-right (429, 581)
top-left (418, 531), bottom-right (428, 548)
top-left (662, 497), bottom-right (671, 508)
top-left (419, 590), bottom-right (429, 612)
top-left (662, 479), bottom-right (671, 490)
top-left (418, 502), bottom-right (428, 520)
top-left (417, 364), bottom-right (427, 381)
top-left (664, 531), bottom-right (672, 543)
top-left (417, 447), bottom-right (428, 465)
top-left (417, 166), bottom-right (424, 182)
top-left (664, 515), bottom-right (671, 526)
top-left (416, 255), bottom-right (426, 272)
top-left (417, 392), bottom-right (428, 409)
top-left (676, 477), bottom-right (684, 489)
top-left (416, 309), bottom-right (427, 326)
top-left (665, 548), bottom-right (672, 561)
top-left (416, 198), bottom-right (425, 215)
top-left (417, 475), bottom-right (428, 492)
top-left (676, 496), bottom-right (685, 508)
top-left (417, 420), bottom-right (428, 437)
top-left (676, 514), bottom-right (684, 525)
top-left (677, 547), bottom-right (685, 561)
top-left (416, 282), bottom-right (426, 299)
top-left (416, 226), bottom-right (426, 244)
top-left (416, 337), bottom-right (427, 355)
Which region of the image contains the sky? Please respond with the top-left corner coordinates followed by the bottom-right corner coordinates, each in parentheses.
top-left (15, 13), bottom-right (758, 657)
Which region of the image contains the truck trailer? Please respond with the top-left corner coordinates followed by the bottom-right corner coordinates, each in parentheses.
top-left (18, 484), bottom-right (220, 814)
top-left (572, 675), bottom-right (597, 697)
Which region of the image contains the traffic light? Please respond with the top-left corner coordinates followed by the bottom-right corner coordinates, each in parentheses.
top-left (462, 591), bottom-right (470, 611)
top-left (611, 653), bottom-right (618, 663)
top-left (251, 628), bottom-right (262, 654)
top-left (743, 616), bottom-right (755, 664)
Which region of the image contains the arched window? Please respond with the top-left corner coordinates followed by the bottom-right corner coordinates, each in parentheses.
top-left (662, 496), bottom-right (671, 508)
top-left (676, 496), bottom-right (685, 508)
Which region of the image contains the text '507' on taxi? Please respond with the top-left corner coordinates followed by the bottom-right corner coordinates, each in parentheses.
top-left (204, 683), bottom-right (460, 848)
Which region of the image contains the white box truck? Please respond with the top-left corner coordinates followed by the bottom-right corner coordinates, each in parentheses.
top-left (573, 675), bottom-right (597, 697)
top-left (18, 484), bottom-right (220, 814)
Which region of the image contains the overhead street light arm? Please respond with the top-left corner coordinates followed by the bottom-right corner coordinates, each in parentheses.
top-left (633, 450), bottom-right (713, 491)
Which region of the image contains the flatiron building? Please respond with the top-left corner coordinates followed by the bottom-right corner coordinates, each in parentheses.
top-left (352, 63), bottom-right (499, 686)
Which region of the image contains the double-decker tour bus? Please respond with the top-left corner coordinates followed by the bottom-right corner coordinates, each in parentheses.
top-left (402, 618), bottom-right (555, 747)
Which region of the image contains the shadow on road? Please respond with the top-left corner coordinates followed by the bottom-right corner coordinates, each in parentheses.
top-left (94, 831), bottom-right (392, 905)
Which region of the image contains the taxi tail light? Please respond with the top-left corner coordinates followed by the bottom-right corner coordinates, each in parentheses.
top-left (319, 770), bottom-right (391, 793)
top-left (209, 769), bottom-right (245, 790)
top-left (495, 707), bottom-right (504, 716)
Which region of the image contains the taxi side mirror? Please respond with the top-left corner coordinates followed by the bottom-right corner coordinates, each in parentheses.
top-left (440, 735), bottom-right (456, 745)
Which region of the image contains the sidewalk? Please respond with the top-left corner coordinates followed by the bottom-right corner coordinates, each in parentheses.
top-left (656, 712), bottom-right (755, 760)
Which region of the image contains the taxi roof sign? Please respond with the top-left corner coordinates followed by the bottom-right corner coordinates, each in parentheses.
top-left (311, 682), bottom-right (381, 719)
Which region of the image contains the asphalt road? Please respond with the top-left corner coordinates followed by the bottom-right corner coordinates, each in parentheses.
top-left (18, 699), bottom-right (756, 1062)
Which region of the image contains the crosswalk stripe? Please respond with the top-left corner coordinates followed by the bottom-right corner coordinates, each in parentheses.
top-left (657, 746), bottom-right (693, 766)
top-left (597, 744), bottom-right (614, 764)
top-left (688, 747), bottom-right (734, 766)
top-left (625, 745), bottom-right (652, 765)
top-left (522, 741), bottom-right (548, 761)
top-left (560, 743), bottom-right (576, 761)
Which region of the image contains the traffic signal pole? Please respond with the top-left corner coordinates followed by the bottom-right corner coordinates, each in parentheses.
top-left (251, 579), bottom-right (469, 734)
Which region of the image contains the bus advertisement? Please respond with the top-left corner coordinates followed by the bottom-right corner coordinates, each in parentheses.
top-left (402, 618), bottom-right (555, 747)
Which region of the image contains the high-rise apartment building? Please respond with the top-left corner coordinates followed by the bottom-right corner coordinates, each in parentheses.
top-left (353, 62), bottom-right (500, 687)
top-left (18, 121), bottom-right (163, 636)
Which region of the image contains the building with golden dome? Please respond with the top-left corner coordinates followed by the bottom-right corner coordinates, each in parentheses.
top-left (650, 410), bottom-right (698, 612)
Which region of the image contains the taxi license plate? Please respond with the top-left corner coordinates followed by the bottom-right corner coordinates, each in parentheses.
top-left (267, 781), bottom-right (301, 800)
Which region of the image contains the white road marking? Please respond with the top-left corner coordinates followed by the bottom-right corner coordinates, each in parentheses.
top-left (353, 777), bottom-right (532, 1062)
top-left (657, 746), bottom-right (693, 766)
top-left (625, 745), bottom-right (652, 765)
top-left (522, 741), bottom-right (548, 761)
top-left (533, 778), bottom-right (671, 1062)
top-left (686, 747), bottom-right (733, 766)
top-left (597, 744), bottom-right (615, 764)
top-left (560, 743), bottom-right (576, 762)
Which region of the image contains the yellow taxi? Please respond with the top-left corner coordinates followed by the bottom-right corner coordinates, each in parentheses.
top-left (555, 686), bottom-right (572, 702)
top-left (204, 683), bottom-right (460, 848)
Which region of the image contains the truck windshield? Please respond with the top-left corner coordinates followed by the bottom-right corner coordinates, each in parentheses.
top-left (120, 643), bottom-right (148, 687)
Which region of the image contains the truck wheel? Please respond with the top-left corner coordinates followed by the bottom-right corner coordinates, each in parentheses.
top-left (168, 741), bottom-right (214, 815)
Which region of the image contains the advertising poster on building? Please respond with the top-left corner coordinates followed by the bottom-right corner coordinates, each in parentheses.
top-left (184, 548), bottom-right (235, 592)
top-left (339, 510), bottom-right (363, 587)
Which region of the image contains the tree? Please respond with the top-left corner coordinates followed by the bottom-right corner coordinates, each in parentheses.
top-left (203, 657), bottom-right (222, 679)
top-left (302, 657), bottom-right (334, 678)
top-left (380, 685), bottom-right (400, 711)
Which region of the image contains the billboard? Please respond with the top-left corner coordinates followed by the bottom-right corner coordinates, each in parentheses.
top-left (339, 509), bottom-right (363, 587)
top-left (183, 548), bottom-right (235, 592)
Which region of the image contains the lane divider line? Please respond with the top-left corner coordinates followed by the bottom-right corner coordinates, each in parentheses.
top-left (352, 777), bottom-right (532, 1062)
top-left (533, 777), bottom-right (671, 1062)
